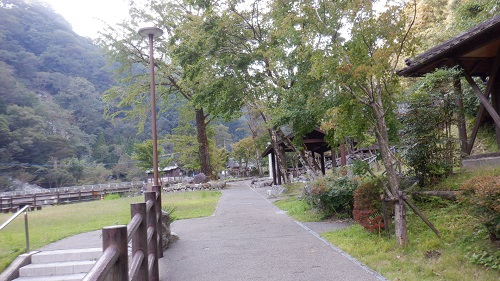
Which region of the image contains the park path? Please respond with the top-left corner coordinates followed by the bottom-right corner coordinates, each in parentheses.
top-left (158, 180), bottom-right (385, 281)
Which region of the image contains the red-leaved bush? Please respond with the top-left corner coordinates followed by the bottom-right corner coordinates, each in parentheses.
top-left (353, 180), bottom-right (385, 233)
top-left (459, 176), bottom-right (500, 242)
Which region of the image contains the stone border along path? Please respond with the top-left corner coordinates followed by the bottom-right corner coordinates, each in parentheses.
top-left (159, 180), bottom-right (386, 281)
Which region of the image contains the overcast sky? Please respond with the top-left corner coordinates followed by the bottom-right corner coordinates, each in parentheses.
top-left (42, 0), bottom-right (130, 39)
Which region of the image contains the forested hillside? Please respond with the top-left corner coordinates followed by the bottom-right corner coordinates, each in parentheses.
top-left (0, 0), bottom-right (153, 190)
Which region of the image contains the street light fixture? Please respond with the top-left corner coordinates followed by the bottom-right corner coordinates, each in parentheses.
top-left (138, 27), bottom-right (163, 189)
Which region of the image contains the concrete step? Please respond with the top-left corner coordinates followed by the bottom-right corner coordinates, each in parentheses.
top-left (13, 273), bottom-right (87, 281)
top-left (31, 248), bottom-right (101, 264)
top-left (18, 260), bottom-right (95, 277)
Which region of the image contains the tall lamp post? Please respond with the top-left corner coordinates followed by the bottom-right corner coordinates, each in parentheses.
top-left (138, 27), bottom-right (163, 189)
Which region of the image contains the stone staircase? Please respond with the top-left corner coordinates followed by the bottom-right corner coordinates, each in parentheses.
top-left (12, 248), bottom-right (101, 281)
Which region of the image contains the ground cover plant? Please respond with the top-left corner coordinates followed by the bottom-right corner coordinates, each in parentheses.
top-left (323, 201), bottom-right (499, 280)
top-left (274, 167), bottom-right (499, 280)
top-left (0, 190), bottom-right (221, 271)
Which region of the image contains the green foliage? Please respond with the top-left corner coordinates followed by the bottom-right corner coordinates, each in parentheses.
top-left (467, 250), bottom-right (500, 270)
top-left (210, 144), bottom-right (229, 178)
top-left (132, 140), bottom-right (165, 171)
top-left (459, 176), bottom-right (500, 241)
top-left (401, 68), bottom-right (461, 186)
top-left (274, 197), bottom-right (324, 222)
top-left (352, 160), bottom-right (371, 177)
top-left (0, 176), bottom-right (15, 192)
top-left (0, 0), bottom-right (149, 187)
top-left (104, 193), bottom-right (121, 200)
top-left (323, 201), bottom-right (499, 279)
top-left (304, 175), bottom-right (358, 217)
top-left (162, 205), bottom-right (178, 222)
top-left (452, 0), bottom-right (500, 30)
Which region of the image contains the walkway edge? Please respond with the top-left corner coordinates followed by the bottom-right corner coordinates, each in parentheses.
top-left (248, 183), bottom-right (387, 281)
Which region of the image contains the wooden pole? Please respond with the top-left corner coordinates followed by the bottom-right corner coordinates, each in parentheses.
top-left (131, 203), bottom-right (148, 281)
top-left (145, 192), bottom-right (159, 281)
top-left (152, 185), bottom-right (163, 258)
top-left (103, 225), bottom-right (128, 280)
top-left (403, 197), bottom-right (441, 238)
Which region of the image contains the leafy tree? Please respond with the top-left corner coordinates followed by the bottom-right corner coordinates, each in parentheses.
top-left (320, 1), bottom-right (419, 246)
top-left (184, 0), bottom-right (338, 183)
top-left (402, 68), bottom-right (461, 186)
top-left (132, 140), bottom-right (165, 172)
top-left (210, 145), bottom-right (230, 178)
top-left (213, 124), bottom-right (232, 150)
top-left (0, 0), bottom-right (137, 187)
top-left (99, 1), bottom-right (217, 178)
top-left (452, 0), bottom-right (500, 30)
top-left (232, 137), bottom-right (255, 177)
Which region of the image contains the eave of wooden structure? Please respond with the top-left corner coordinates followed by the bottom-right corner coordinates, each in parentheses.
top-left (262, 128), bottom-right (335, 185)
top-left (398, 14), bottom-right (500, 155)
top-left (262, 129), bottom-right (331, 157)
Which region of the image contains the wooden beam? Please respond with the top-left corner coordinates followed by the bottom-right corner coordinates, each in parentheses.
top-left (467, 104), bottom-right (486, 154)
top-left (320, 152), bottom-right (326, 175)
top-left (461, 46), bottom-right (500, 154)
top-left (462, 70), bottom-right (500, 129)
top-left (303, 139), bottom-right (327, 144)
top-left (403, 197), bottom-right (441, 238)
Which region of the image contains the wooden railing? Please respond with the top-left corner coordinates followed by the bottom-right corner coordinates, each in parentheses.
top-left (0, 182), bottom-right (142, 213)
top-left (84, 186), bottom-right (163, 281)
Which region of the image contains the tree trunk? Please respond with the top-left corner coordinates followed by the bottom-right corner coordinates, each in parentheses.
top-left (195, 108), bottom-right (212, 178)
top-left (248, 123), bottom-right (263, 176)
top-left (454, 76), bottom-right (468, 154)
top-left (371, 94), bottom-right (409, 247)
top-left (269, 128), bottom-right (290, 184)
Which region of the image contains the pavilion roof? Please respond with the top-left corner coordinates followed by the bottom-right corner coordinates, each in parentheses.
top-left (397, 14), bottom-right (500, 78)
top-left (261, 128), bottom-right (330, 157)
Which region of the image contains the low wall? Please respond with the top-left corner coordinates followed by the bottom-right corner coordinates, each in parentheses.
top-left (163, 182), bottom-right (226, 193)
top-left (462, 155), bottom-right (500, 169)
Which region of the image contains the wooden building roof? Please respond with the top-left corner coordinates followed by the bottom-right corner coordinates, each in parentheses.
top-left (262, 128), bottom-right (330, 157)
top-left (398, 14), bottom-right (500, 78)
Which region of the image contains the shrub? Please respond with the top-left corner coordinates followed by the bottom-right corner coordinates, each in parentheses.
top-left (459, 176), bottom-right (500, 242)
top-left (104, 193), bottom-right (121, 200)
top-left (304, 176), bottom-right (357, 217)
top-left (353, 180), bottom-right (386, 233)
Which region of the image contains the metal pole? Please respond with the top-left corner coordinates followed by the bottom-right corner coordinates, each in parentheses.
top-left (139, 27), bottom-right (163, 190)
top-left (24, 210), bottom-right (29, 253)
top-left (148, 33), bottom-right (160, 188)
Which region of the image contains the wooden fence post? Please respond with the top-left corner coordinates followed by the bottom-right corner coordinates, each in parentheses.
top-left (152, 185), bottom-right (163, 258)
top-left (103, 226), bottom-right (128, 281)
top-left (145, 192), bottom-right (159, 281)
top-left (131, 203), bottom-right (148, 281)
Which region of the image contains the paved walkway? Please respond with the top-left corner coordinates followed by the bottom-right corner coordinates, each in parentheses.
top-left (39, 180), bottom-right (385, 280)
top-left (159, 181), bottom-right (385, 281)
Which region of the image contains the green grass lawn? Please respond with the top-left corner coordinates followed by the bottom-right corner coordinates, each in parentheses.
top-left (322, 202), bottom-right (499, 281)
top-left (0, 190), bottom-right (221, 271)
top-left (274, 180), bottom-right (499, 281)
